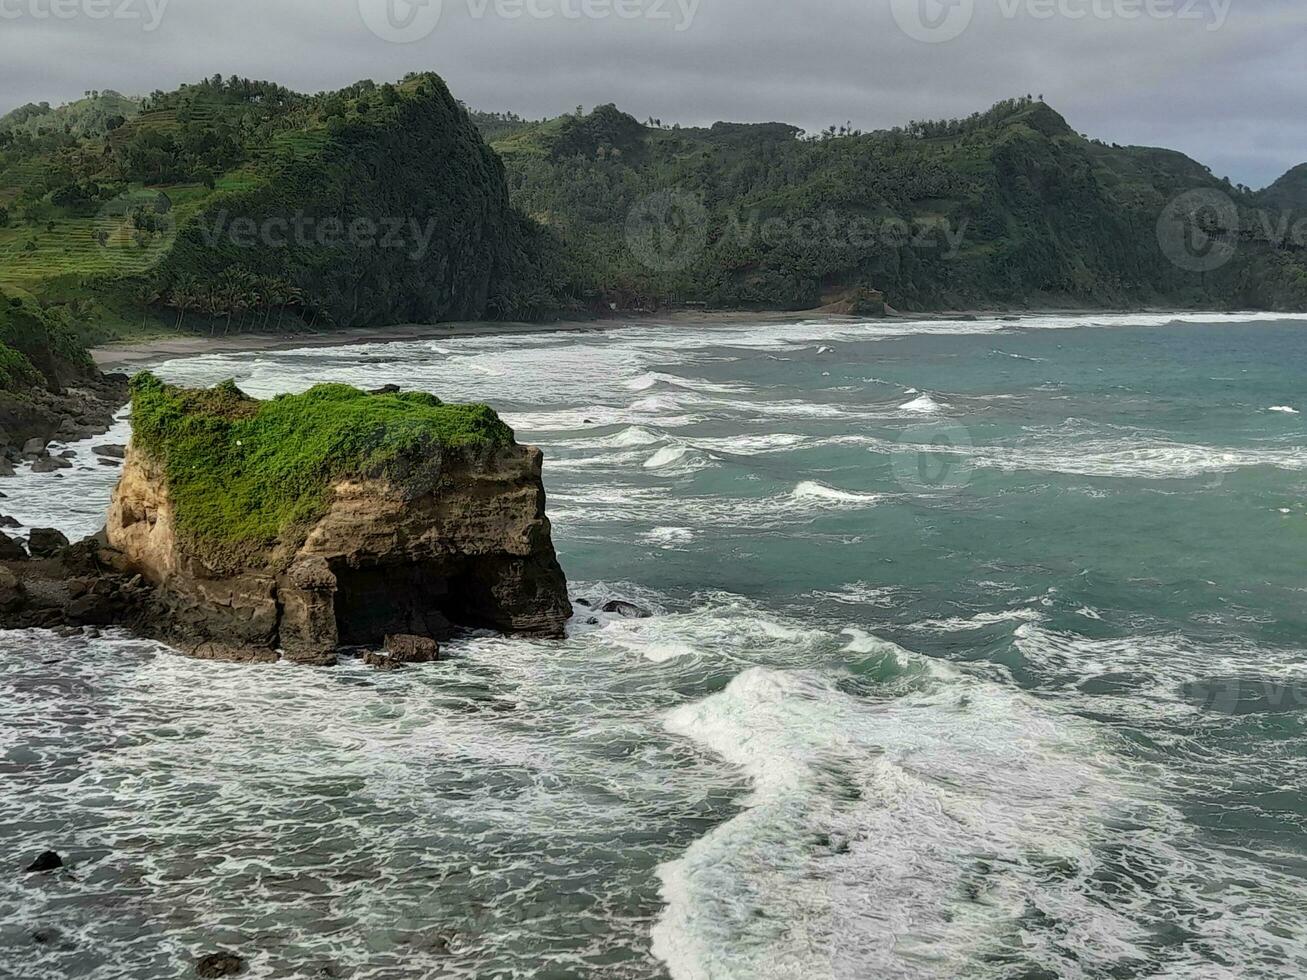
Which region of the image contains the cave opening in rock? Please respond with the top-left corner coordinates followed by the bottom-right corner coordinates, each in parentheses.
top-left (330, 560), bottom-right (462, 647)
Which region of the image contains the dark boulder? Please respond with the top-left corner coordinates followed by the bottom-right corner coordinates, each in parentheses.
top-left (602, 600), bottom-right (653, 619)
top-left (0, 535), bottom-right (28, 562)
top-left (31, 457), bottom-right (72, 474)
top-left (0, 515), bottom-right (19, 528)
top-left (363, 653), bottom-right (403, 671)
top-left (385, 634), bottom-right (440, 664)
top-left (24, 851), bottom-right (62, 873)
top-left (196, 952), bottom-right (246, 978)
top-left (92, 444), bottom-right (127, 459)
top-left (66, 593), bottom-right (116, 627)
top-left (27, 528), bottom-right (70, 558)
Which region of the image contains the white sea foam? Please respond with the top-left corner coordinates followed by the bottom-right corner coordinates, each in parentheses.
top-left (862, 426), bottom-right (1307, 480)
top-left (905, 608), bottom-right (1046, 632)
top-left (0, 412), bottom-right (132, 541)
top-left (811, 583), bottom-right (903, 607)
top-left (611, 425), bottom-right (665, 447)
top-left (643, 526), bottom-right (697, 549)
top-left (653, 658), bottom-right (1156, 980)
top-left (644, 445), bottom-right (713, 474)
top-left (687, 432), bottom-right (807, 455)
top-left (1269, 405), bottom-right (1300, 414)
top-left (899, 394), bottom-right (945, 414)
top-left (791, 481), bottom-right (883, 507)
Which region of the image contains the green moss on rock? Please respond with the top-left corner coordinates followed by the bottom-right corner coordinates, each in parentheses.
top-left (129, 373), bottom-right (515, 565)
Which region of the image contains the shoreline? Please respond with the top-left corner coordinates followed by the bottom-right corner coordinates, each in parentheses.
top-left (90, 307), bottom-right (1290, 372)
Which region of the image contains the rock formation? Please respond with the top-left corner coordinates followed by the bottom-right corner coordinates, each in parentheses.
top-left (103, 441), bottom-right (571, 664)
top-left (0, 378), bottom-right (572, 665)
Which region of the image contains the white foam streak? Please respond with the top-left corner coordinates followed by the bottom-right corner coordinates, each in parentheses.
top-left (791, 481), bottom-right (883, 507)
top-left (654, 660), bottom-right (1144, 980)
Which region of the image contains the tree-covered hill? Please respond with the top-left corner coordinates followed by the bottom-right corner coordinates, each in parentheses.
top-left (0, 72), bottom-right (566, 344)
top-left (0, 90), bottom-right (142, 141)
top-left (1, 78), bottom-right (1303, 357)
top-left (479, 99), bottom-right (1307, 313)
top-left (1258, 164), bottom-right (1307, 213)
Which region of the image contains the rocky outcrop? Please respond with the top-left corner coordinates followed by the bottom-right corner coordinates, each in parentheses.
top-left (94, 441), bottom-right (571, 665)
top-left (0, 372), bottom-right (129, 476)
top-left (0, 378), bottom-right (573, 665)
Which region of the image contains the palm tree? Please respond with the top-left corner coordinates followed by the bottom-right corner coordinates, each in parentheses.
top-left (135, 284), bottom-right (160, 329)
top-left (279, 284), bottom-right (305, 333)
top-left (168, 277), bottom-right (198, 331)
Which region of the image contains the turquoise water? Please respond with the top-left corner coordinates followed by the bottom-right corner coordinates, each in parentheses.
top-left (1, 313), bottom-right (1305, 978)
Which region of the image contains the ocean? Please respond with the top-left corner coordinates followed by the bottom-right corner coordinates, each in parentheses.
top-left (2, 312), bottom-right (1306, 979)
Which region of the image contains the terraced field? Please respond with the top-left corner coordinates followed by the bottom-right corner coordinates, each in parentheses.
top-left (0, 171), bottom-right (267, 289)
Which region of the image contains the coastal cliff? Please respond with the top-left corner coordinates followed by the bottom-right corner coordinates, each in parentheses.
top-left (0, 289), bottom-right (128, 469)
top-left (0, 377), bottom-right (572, 664)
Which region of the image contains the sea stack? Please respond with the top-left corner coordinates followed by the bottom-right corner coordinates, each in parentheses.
top-left (1, 376), bottom-right (572, 664)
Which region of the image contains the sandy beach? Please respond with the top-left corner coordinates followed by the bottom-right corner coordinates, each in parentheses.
top-left (91, 319), bottom-right (613, 372)
top-left (89, 311), bottom-right (841, 372)
top-left (89, 307), bottom-right (1132, 372)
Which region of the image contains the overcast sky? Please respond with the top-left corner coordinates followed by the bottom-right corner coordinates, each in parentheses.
top-left (1, 0), bottom-right (1302, 187)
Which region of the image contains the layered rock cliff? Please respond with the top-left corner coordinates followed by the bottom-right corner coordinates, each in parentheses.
top-left (104, 439), bottom-right (571, 664)
top-left (0, 377), bottom-right (572, 665)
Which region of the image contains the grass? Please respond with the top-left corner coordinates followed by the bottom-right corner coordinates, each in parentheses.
top-left (129, 374), bottom-right (516, 568)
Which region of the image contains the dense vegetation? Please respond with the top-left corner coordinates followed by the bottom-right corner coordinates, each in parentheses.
top-left (1, 76), bottom-right (1304, 374)
top-left (0, 286), bottom-right (96, 394)
top-left (479, 98), bottom-right (1307, 312)
top-left (0, 72), bottom-right (567, 346)
top-left (129, 373), bottom-right (515, 567)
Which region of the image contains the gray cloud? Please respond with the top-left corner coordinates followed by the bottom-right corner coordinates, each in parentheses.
top-left (0, 0), bottom-right (1302, 186)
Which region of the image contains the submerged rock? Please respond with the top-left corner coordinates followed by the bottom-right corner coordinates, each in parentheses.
top-left (385, 634), bottom-right (441, 664)
top-left (363, 652), bottom-right (404, 671)
top-left (601, 600), bottom-right (652, 619)
top-left (24, 851), bottom-right (62, 873)
top-left (195, 952), bottom-right (246, 978)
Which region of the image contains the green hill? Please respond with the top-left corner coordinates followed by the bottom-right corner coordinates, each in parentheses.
top-left (479, 99), bottom-right (1307, 313)
top-left (1258, 164), bottom-right (1307, 213)
top-left (0, 90), bottom-right (141, 141)
top-left (0, 73), bottom-right (565, 343)
top-left (1, 79), bottom-right (1303, 360)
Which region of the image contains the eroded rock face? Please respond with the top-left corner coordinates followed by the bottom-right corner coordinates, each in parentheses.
top-left (102, 442), bottom-right (572, 665)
